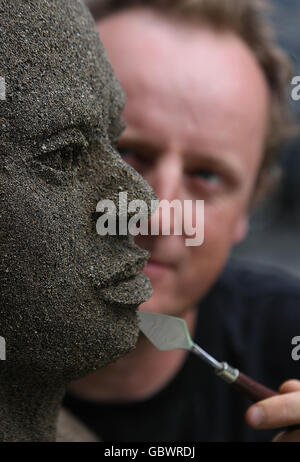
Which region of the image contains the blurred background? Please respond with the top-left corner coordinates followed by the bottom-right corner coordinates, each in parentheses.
top-left (233, 0), bottom-right (300, 276)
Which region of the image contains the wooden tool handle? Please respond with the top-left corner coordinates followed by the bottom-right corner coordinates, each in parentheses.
top-left (233, 371), bottom-right (278, 402)
top-left (215, 361), bottom-right (300, 432)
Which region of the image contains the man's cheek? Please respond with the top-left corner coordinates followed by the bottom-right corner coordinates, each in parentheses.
top-left (205, 205), bottom-right (241, 247)
top-left (186, 232), bottom-right (230, 287)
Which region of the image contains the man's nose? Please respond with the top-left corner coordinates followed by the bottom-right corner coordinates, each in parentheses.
top-left (148, 151), bottom-right (182, 202)
top-left (145, 152), bottom-right (183, 236)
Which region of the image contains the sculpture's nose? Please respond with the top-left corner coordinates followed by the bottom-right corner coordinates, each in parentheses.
top-left (95, 148), bottom-right (157, 235)
top-left (112, 149), bottom-right (157, 220)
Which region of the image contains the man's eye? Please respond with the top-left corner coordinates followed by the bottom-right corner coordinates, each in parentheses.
top-left (37, 144), bottom-right (85, 171)
top-left (117, 146), bottom-right (151, 172)
top-left (190, 169), bottom-right (221, 184)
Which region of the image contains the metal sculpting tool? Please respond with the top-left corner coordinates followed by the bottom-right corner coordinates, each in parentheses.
top-left (138, 311), bottom-right (277, 402)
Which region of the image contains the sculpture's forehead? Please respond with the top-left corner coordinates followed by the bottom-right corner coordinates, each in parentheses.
top-left (0, 0), bottom-right (124, 141)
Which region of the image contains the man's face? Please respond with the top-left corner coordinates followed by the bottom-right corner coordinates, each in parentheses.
top-left (0, 0), bottom-right (155, 381)
top-left (99, 8), bottom-right (270, 318)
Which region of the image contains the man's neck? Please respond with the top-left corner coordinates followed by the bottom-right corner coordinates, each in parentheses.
top-left (69, 306), bottom-right (198, 402)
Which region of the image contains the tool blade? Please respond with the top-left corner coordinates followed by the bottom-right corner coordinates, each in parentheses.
top-left (138, 311), bottom-right (194, 351)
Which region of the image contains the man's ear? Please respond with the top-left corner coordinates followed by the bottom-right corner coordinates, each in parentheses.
top-left (232, 214), bottom-right (249, 245)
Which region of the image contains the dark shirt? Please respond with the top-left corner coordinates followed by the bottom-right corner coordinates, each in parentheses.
top-left (64, 261), bottom-right (300, 442)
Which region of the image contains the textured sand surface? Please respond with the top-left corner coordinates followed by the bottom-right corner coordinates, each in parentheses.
top-left (0, 0), bottom-right (155, 441)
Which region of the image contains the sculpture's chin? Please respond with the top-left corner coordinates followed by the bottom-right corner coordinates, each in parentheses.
top-left (61, 306), bottom-right (140, 383)
top-left (1, 302), bottom-right (140, 385)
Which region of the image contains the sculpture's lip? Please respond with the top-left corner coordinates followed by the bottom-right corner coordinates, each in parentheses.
top-left (99, 271), bottom-right (153, 307)
top-left (91, 246), bottom-right (152, 306)
top-left (105, 266), bottom-right (147, 288)
top-left (97, 250), bottom-right (150, 289)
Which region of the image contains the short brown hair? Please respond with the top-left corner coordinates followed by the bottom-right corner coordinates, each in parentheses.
top-left (86, 0), bottom-right (296, 203)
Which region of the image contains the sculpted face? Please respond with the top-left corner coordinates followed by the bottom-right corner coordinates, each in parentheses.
top-left (0, 0), bottom-right (155, 381)
top-left (99, 8), bottom-right (270, 318)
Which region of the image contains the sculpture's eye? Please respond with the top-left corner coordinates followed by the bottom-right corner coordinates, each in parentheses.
top-left (38, 143), bottom-right (86, 171)
top-left (36, 129), bottom-right (89, 173)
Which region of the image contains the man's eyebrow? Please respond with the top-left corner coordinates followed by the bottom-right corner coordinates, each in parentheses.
top-left (118, 131), bottom-right (165, 156)
top-left (185, 152), bottom-right (244, 184)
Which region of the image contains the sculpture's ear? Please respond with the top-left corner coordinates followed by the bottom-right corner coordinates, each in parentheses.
top-left (232, 213), bottom-right (249, 245)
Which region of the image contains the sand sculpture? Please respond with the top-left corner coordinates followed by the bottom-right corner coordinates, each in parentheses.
top-left (0, 0), bottom-right (155, 441)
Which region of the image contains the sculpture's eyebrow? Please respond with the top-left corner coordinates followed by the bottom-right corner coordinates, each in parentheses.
top-left (22, 117), bottom-right (107, 145)
top-left (15, 81), bottom-right (123, 144)
top-left (38, 128), bottom-right (89, 154)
